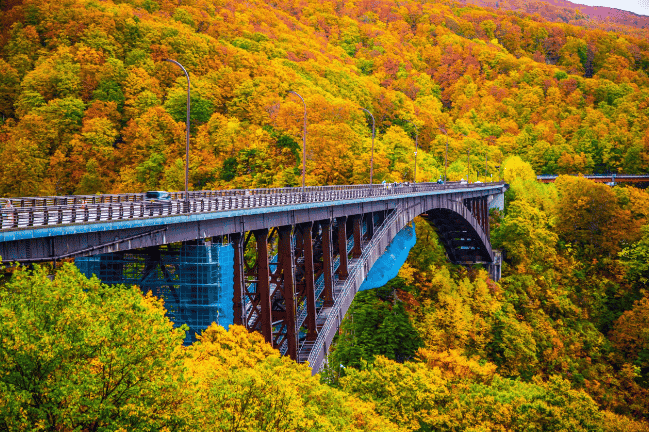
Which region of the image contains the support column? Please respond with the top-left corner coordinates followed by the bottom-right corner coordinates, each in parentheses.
top-left (336, 216), bottom-right (348, 280)
top-left (321, 219), bottom-right (334, 307)
top-left (482, 198), bottom-right (487, 231)
top-left (231, 232), bottom-right (245, 326)
top-left (352, 215), bottom-right (363, 258)
top-left (253, 228), bottom-right (273, 344)
top-left (278, 225), bottom-right (297, 359)
top-left (484, 197), bottom-right (490, 234)
top-left (365, 212), bottom-right (375, 241)
top-left (300, 222), bottom-right (318, 341)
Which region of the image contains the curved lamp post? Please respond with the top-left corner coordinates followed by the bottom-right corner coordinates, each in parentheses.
top-left (439, 127), bottom-right (448, 182)
top-left (485, 136), bottom-right (495, 182)
top-left (404, 119), bottom-right (419, 183)
top-left (461, 132), bottom-right (470, 183)
top-left (288, 91), bottom-right (307, 192)
top-left (360, 108), bottom-right (375, 187)
top-left (163, 58), bottom-right (190, 212)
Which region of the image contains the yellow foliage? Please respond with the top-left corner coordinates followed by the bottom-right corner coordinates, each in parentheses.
top-left (183, 324), bottom-right (402, 431)
top-left (417, 348), bottom-right (497, 383)
top-left (502, 155), bottom-right (536, 183)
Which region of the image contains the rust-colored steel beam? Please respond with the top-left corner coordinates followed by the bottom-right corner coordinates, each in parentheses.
top-left (365, 212), bottom-right (374, 241)
top-left (231, 232), bottom-right (245, 326)
top-left (484, 198), bottom-right (491, 236)
top-left (352, 215), bottom-right (362, 259)
top-left (320, 219), bottom-right (334, 307)
top-left (278, 225), bottom-right (297, 359)
top-left (253, 228), bottom-right (273, 343)
top-left (300, 222), bottom-right (318, 341)
top-left (336, 216), bottom-right (348, 280)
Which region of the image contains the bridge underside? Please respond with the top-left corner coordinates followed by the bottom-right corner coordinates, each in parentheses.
top-left (423, 195), bottom-right (492, 265)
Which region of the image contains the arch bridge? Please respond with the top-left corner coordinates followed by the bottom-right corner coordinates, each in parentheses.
top-left (0, 182), bottom-right (507, 372)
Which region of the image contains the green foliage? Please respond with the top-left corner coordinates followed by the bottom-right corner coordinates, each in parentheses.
top-left (0, 263), bottom-right (186, 431)
top-left (341, 356), bottom-right (606, 432)
top-left (164, 87), bottom-right (214, 125)
top-left (340, 356), bottom-right (451, 431)
top-left (330, 284), bottom-right (423, 370)
top-left (136, 152), bottom-right (166, 190)
top-left (620, 225), bottom-right (649, 286)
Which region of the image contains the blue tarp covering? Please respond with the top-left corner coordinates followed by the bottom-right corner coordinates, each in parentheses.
top-left (359, 223), bottom-right (416, 291)
top-left (76, 243), bottom-right (234, 344)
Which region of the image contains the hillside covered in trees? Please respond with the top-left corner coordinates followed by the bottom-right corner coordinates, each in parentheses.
top-left (1, 0), bottom-right (649, 196)
top-left (2, 0), bottom-right (649, 430)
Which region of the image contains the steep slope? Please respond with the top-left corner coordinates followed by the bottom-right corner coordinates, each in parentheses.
top-left (0, 0), bottom-right (648, 198)
top-left (465, 0), bottom-right (649, 37)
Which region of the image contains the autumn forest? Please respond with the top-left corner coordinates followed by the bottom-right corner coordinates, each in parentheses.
top-left (2, 0), bottom-right (649, 430)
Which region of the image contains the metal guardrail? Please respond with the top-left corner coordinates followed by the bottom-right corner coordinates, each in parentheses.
top-left (305, 203), bottom-right (403, 371)
top-left (537, 174), bottom-right (649, 181)
top-left (0, 182), bottom-right (505, 231)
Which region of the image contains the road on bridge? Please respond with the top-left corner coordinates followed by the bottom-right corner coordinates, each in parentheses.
top-left (1, 181), bottom-right (494, 231)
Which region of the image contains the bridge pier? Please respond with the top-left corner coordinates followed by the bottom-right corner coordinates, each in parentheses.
top-left (295, 222), bottom-right (318, 342)
top-left (336, 216), bottom-right (349, 280)
top-left (277, 225), bottom-right (297, 358)
top-left (352, 215), bottom-right (363, 258)
top-left (253, 228), bottom-right (273, 343)
top-left (76, 242), bottom-right (234, 344)
top-left (232, 232), bottom-right (245, 326)
top-left (320, 219), bottom-right (335, 307)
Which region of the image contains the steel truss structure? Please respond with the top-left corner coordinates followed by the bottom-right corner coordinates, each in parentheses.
top-left (231, 213), bottom-right (381, 360)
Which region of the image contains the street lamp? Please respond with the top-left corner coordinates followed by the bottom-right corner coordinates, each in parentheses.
top-left (360, 108), bottom-right (375, 187)
top-left (288, 91), bottom-right (307, 192)
top-left (485, 136), bottom-right (495, 182)
top-left (461, 132), bottom-right (470, 183)
top-left (439, 127), bottom-right (448, 182)
top-left (403, 119), bottom-right (419, 183)
top-left (163, 58), bottom-right (190, 212)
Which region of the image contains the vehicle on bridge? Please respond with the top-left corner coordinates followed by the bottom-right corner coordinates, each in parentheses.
top-left (145, 191), bottom-right (172, 214)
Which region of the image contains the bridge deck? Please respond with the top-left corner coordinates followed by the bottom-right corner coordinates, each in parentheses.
top-left (0, 182), bottom-right (504, 242)
top-left (537, 174), bottom-right (649, 183)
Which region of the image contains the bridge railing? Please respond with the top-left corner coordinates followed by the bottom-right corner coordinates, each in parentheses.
top-left (305, 203), bottom-right (404, 371)
top-left (0, 182), bottom-right (506, 231)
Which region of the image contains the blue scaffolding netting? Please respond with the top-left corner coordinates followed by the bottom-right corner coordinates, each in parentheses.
top-left (76, 243), bottom-right (234, 344)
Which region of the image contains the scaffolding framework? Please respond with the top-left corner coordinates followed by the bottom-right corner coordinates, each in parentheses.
top-left (76, 243), bottom-right (234, 343)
